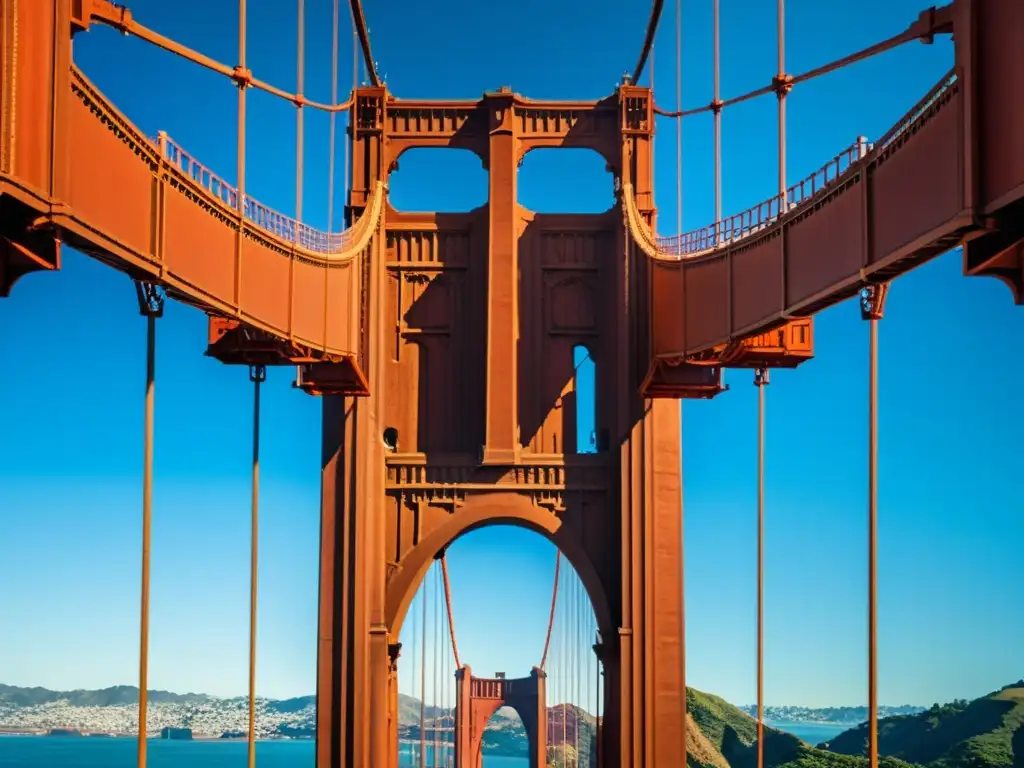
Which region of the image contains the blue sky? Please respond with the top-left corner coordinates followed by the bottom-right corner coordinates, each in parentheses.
top-left (1, 0), bottom-right (1022, 712)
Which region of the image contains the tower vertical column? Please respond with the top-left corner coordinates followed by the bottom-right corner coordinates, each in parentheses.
top-left (481, 88), bottom-right (520, 464)
top-left (316, 87), bottom-right (390, 768)
top-left (615, 83), bottom-right (688, 768)
top-left (453, 666), bottom-right (473, 768)
top-left (526, 667), bottom-right (548, 768)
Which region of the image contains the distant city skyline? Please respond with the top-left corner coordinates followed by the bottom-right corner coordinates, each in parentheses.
top-left (1, 0), bottom-right (1022, 711)
top-left (0, 680), bottom-right (938, 711)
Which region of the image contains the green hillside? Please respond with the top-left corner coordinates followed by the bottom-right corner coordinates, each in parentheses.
top-left (0, 684), bottom-right (210, 707)
top-left (685, 688), bottom-right (912, 768)
top-left (824, 681), bottom-right (1024, 768)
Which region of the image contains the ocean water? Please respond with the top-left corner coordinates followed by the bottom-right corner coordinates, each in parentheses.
top-left (771, 721), bottom-right (848, 745)
top-left (0, 723), bottom-right (848, 767)
top-left (0, 737), bottom-right (524, 767)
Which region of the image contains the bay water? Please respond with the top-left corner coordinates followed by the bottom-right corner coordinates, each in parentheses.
top-left (0, 721), bottom-right (849, 767)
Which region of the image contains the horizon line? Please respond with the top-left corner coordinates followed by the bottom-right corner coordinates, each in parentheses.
top-left (0, 682), bottom-right (927, 711)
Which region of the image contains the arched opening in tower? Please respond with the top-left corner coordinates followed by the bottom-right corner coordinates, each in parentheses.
top-left (396, 525), bottom-right (602, 767)
top-left (516, 149), bottom-right (614, 214)
top-left (387, 148), bottom-right (489, 213)
top-left (573, 344), bottom-right (598, 455)
top-left (479, 706), bottom-right (525, 761)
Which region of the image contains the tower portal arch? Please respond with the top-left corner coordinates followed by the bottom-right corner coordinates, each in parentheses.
top-left (454, 666), bottom-right (547, 768)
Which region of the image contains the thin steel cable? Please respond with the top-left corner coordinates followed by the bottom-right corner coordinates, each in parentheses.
top-left (574, 575), bottom-right (581, 762)
top-left (675, 0), bottom-right (682, 236)
top-left (540, 551), bottom-right (562, 670)
top-left (561, 563), bottom-right (567, 758)
top-left (327, 0), bottom-right (339, 235)
top-left (632, 0), bottom-right (665, 85)
top-left (777, 0), bottom-right (788, 197)
top-left (136, 307), bottom-right (156, 768)
top-left (419, 566), bottom-right (429, 768)
top-left (594, 620), bottom-right (600, 765)
top-left (445, 587), bottom-right (452, 765)
top-left (650, 43), bottom-right (656, 197)
top-left (440, 554), bottom-right (463, 669)
top-left (569, 572), bottom-right (575, 760)
top-left (409, 589), bottom-right (418, 768)
top-left (868, 303), bottom-right (882, 768)
top-left (348, 0), bottom-right (379, 86)
top-left (295, 0), bottom-right (305, 232)
top-left (712, 0), bottom-right (721, 223)
top-left (653, 22), bottom-right (939, 118)
top-left (349, 0), bottom-right (358, 193)
top-left (755, 369), bottom-right (767, 768)
top-left (234, 0), bottom-right (247, 311)
top-left (433, 565), bottom-right (442, 763)
top-left (84, 7), bottom-right (354, 112)
top-left (247, 366), bottom-right (265, 768)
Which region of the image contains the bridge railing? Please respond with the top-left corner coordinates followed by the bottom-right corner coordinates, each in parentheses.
top-left (160, 135), bottom-right (360, 254)
top-left (470, 678), bottom-right (506, 700)
top-left (649, 68), bottom-right (959, 261)
top-left (873, 69), bottom-right (958, 156)
top-left (654, 135), bottom-right (869, 258)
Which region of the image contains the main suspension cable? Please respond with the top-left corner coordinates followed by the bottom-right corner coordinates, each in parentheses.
top-left (540, 551), bottom-right (561, 671)
top-left (631, 0), bottom-right (665, 86)
top-left (654, 7), bottom-right (952, 119)
top-left (440, 553), bottom-right (462, 670)
top-left (348, 0), bottom-right (380, 86)
top-left (84, 4), bottom-right (355, 112)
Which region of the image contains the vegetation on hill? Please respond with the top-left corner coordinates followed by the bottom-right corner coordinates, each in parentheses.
top-left (824, 681), bottom-right (1024, 768)
top-left (0, 684), bottom-right (209, 708)
top-left (6, 679), bottom-right (1022, 768)
top-left (685, 688), bottom-right (913, 768)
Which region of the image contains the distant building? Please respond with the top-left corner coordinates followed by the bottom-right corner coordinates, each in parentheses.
top-left (160, 727), bottom-right (192, 740)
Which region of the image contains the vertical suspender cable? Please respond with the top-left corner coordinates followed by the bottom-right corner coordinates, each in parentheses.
top-left (327, 0), bottom-right (338, 235)
top-left (560, 563), bottom-right (567, 756)
top-left (236, 0), bottom-right (247, 297)
top-left (409, 591), bottom-right (418, 767)
top-left (676, 3), bottom-right (689, 765)
top-left (863, 285), bottom-right (886, 768)
top-left (675, 0), bottom-right (682, 236)
top-left (575, 577), bottom-right (581, 760)
top-left (444, 580), bottom-right (452, 767)
top-left (650, 44), bottom-right (655, 195)
top-left (776, 0), bottom-right (788, 198)
top-left (569, 575), bottom-right (575, 756)
top-left (434, 565), bottom-right (442, 763)
top-left (135, 283), bottom-right (162, 768)
top-left (247, 364), bottom-right (265, 768)
top-left (712, 0), bottom-right (721, 226)
top-left (345, 1), bottom-right (358, 218)
top-left (754, 367), bottom-right (768, 768)
top-left (295, 0), bottom-right (305, 229)
top-left (869, 316), bottom-right (879, 768)
top-left (419, 568), bottom-right (429, 768)
top-left (595, 629), bottom-right (601, 768)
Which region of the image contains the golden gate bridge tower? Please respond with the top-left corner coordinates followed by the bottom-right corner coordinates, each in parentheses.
top-left (1, 0), bottom-right (1022, 767)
